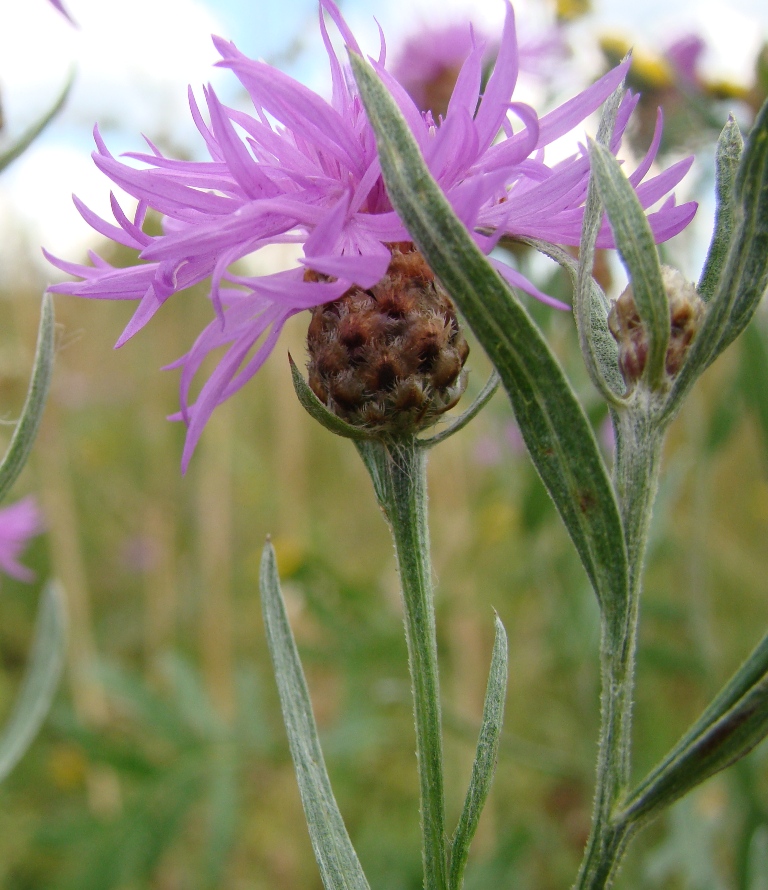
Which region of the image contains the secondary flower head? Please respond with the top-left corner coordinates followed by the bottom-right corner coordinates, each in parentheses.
top-left (46, 0), bottom-right (696, 470)
top-left (0, 496), bottom-right (43, 583)
top-left (393, 18), bottom-right (567, 117)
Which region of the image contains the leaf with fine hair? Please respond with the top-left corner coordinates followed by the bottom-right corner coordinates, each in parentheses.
top-left (588, 141), bottom-right (669, 392)
top-left (0, 295), bottom-right (55, 503)
top-left (0, 71), bottom-right (75, 174)
top-left (349, 51), bottom-right (629, 629)
top-left (665, 99), bottom-right (768, 421)
top-left (527, 237), bottom-right (624, 401)
top-left (421, 371), bottom-right (499, 449)
top-left (714, 97), bottom-right (768, 352)
top-left (619, 626), bottom-right (768, 828)
top-left (0, 581), bottom-right (67, 782)
top-left (259, 541), bottom-right (370, 890)
top-left (697, 117), bottom-right (743, 302)
top-left (449, 613), bottom-right (508, 890)
top-left (289, 355), bottom-right (374, 442)
top-left (574, 79), bottom-right (626, 402)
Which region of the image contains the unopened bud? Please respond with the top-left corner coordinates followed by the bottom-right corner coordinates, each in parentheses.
top-left (608, 265), bottom-right (704, 390)
top-left (306, 243), bottom-right (469, 435)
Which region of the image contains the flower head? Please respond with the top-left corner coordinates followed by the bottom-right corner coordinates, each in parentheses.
top-left (0, 496), bottom-right (43, 583)
top-left (46, 0), bottom-right (696, 470)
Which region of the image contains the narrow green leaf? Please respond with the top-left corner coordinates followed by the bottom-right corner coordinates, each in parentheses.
top-left (0, 294), bottom-right (55, 503)
top-left (588, 140), bottom-right (669, 391)
top-left (620, 626), bottom-right (768, 827)
top-left (449, 614), bottom-right (508, 890)
top-left (349, 52), bottom-right (628, 626)
top-left (259, 541), bottom-right (370, 890)
top-left (0, 71), bottom-right (74, 173)
top-left (715, 97), bottom-right (768, 352)
top-left (289, 354), bottom-right (374, 442)
top-left (574, 81), bottom-right (626, 401)
top-left (421, 371), bottom-right (499, 449)
top-left (697, 116), bottom-right (744, 301)
top-left (665, 99), bottom-right (768, 420)
top-left (740, 320), bottom-right (768, 469)
top-left (0, 581), bottom-right (67, 782)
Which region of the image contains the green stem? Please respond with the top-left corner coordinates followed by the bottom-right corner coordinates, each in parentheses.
top-left (574, 406), bottom-right (665, 890)
top-left (360, 438), bottom-right (448, 890)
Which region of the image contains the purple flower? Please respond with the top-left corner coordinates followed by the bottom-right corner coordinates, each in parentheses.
top-left (0, 497), bottom-right (43, 583)
top-left (393, 19), bottom-right (567, 117)
top-left (46, 0), bottom-right (696, 471)
top-left (664, 34), bottom-right (707, 86)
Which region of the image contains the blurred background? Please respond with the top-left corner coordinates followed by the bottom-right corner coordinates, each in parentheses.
top-left (1, 0), bottom-right (768, 887)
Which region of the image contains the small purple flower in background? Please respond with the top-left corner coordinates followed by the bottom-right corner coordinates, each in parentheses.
top-left (46, 0), bottom-right (77, 26)
top-left (393, 19), bottom-right (566, 117)
top-left (664, 34), bottom-right (707, 87)
top-left (393, 23), bottom-right (499, 118)
top-left (46, 0), bottom-right (696, 470)
top-left (0, 497), bottom-right (43, 583)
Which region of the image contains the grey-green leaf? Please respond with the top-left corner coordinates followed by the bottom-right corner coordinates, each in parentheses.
top-left (574, 81), bottom-right (626, 401)
top-left (697, 116), bottom-right (744, 302)
top-left (349, 52), bottom-right (629, 628)
top-left (0, 581), bottom-right (67, 782)
top-left (588, 140), bottom-right (669, 391)
top-left (0, 294), bottom-right (55, 503)
top-left (665, 98), bottom-right (768, 419)
top-left (449, 614), bottom-right (508, 890)
top-left (259, 541), bottom-right (370, 890)
top-left (620, 625), bottom-right (768, 827)
top-left (0, 71), bottom-right (74, 174)
top-left (715, 97), bottom-right (768, 353)
top-left (421, 371), bottom-right (499, 449)
top-left (289, 355), bottom-right (374, 442)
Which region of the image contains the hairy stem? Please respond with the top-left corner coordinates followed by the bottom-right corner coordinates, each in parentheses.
top-left (574, 405), bottom-right (664, 890)
top-left (362, 438), bottom-right (448, 890)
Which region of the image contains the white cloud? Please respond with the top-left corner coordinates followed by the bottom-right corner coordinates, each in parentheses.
top-left (0, 0), bottom-right (231, 270)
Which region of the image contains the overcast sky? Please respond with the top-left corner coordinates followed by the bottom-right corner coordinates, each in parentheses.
top-left (1, 0), bottom-right (766, 268)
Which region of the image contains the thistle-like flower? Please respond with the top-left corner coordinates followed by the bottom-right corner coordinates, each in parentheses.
top-left (0, 497), bottom-right (43, 582)
top-left (46, 0), bottom-right (696, 469)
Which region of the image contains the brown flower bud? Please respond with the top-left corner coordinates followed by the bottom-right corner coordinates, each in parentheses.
top-left (306, 243), bottom-right (469, 435)
top-left (608, 265), bottom-right (704, 391)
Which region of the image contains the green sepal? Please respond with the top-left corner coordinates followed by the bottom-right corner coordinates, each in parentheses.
top-left (697, 116), bottom-right (744, 302)
top-left (665, 98), bottom-right (768, 421)
top-left (289, 354), bottom-right (375, 442)
top-left (574, 80), bottom-right (626, 402)
top-left (528, 237), bottom-right (625, 402)
top-left (421, 371), bottom-right (499, 449)
top-left (0, 581), bottom-right (67, 782)
top-left (449, 613), bottom-right (508, 890)
top-left (259, 541), bottom-right (370, 890)
top-left (619, 625), bottom-right (768, 828)
top-left (349, 51), bottom-right (629, 628)
top-left (0, 294), bottom-right (55, 503)
top-left (0, 71), bottom-right (74, 174)
top-left (588, 140), bottom-right (669, 392)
